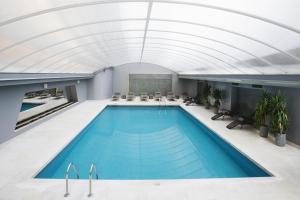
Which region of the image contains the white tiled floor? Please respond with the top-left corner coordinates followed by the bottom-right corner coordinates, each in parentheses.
top-left (0, 99), bottom-right (300, 200)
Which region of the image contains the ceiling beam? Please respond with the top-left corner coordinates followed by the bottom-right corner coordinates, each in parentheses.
top-left (0, 72), bottom-right (93, 87)
top-left (178, 74), bottom-right (300, 88)
top-left (140, 0), bottom-right (153, 62)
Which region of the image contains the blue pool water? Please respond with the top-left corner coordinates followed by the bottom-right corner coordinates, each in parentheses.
top-left (36, 106), bottom-right (269, 180)
top-left (20, 103), bottom-right (43, 112)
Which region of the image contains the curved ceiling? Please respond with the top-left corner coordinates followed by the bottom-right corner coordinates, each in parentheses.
top-left (0, 0), bottom-right (300, 74)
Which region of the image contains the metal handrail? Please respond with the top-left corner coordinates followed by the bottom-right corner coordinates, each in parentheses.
top-left (158, 96), bottom-right (162, 114)
top-left (88, 163), bottom-right (99, 197)
top-left (64, 162), bottom-right (79, 197)
top-left (158, 96), bottom-right (167, 114)
top-left (164, 97), bottom-right (167, 114)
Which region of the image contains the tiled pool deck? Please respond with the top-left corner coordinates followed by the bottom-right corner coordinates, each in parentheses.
top-left (0, 98), bottom-right (300, 199)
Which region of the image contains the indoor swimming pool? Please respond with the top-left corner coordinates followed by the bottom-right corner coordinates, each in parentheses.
top-left (20, 103), bottom-right (43, 112)
top-left (36, 106), bottom-right (269, 180)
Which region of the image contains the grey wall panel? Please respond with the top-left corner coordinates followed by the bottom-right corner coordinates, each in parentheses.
top-left (210, 82), bottom-right (233, 111)
top-left (234, 87), bottom-right (263, 116)
top-left (66, 85), bottom-right (78, 101)
top-left (129, 74), bottom-right (172, 95)
top-left (283, 88), bottom-right (300, 144)
top-left (177, 79), bottom-right (198, 97)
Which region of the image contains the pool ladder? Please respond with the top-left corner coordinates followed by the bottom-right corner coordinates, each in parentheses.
top-left (64, 162), bottom-right (99, 197)
top-left (159, 97), bottom-right (167, 114)
top-left (64, 162), bottom-right (79, 197)
top-left (88, 163), bottom-right (99, 197)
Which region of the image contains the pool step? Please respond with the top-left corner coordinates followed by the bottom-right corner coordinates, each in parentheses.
top-left (16, 101), bottom-right (75, 129)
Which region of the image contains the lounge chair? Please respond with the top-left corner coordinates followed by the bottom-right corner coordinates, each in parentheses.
top-left (167, 92), bottom-right (176, 101)
top-left (183, 96), bottom-right (193, 103)
top-left (185, 98), bottom-right (197, 106)
top-left (54, 94), bottom-right (64, 100)
top-left (127, 92), bottom-right (135, 101)
top-left (140, 92), bottom-right (148, 101)
top-left (111, 92), bottom-right (121, 101)
top-left (211, 109), bottom-right (232, 120)
top-left (154, 92), bottom-right (161, 101)
top-left (226, 114), bottom-right (254, 129)
top-left (181, 92), bottom-right (188, 100)
top-left (39, 93), bottom-right (50, 99)
top-left (24, 93), bottom-right (36, 99)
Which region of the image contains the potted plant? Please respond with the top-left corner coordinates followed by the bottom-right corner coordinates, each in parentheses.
top-left (202, 83), bottom-right (211, 109)
top-left (270, 91), bottom-right (288, 146)
top-left (254, 92), bottom-right (272, 137)
top-left (212, 88), bottom-right (222, 114)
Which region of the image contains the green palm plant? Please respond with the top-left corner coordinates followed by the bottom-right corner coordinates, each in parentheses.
top-left (202, 83), bottom-right (211, 105)
top-left (212, 88), bottom-right (222, 108)
top-left (255, 92), bottom-right (273, 137)
top-left (271, 91), bottom-right (288, 135)
top-left (255, 92), bottom-right (272, 128)
top-left (212, 88), bottom-right (222, 113)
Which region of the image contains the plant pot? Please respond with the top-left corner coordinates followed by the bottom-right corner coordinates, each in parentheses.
top-left (259, 126), bottom-right (269, 138)
top-left (213, 106), bottom-right (219, 114)
top-left (275, 133), bottom-right (286, 147)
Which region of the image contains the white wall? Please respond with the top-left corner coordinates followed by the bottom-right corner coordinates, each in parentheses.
top-left (0, 85), bottom-right (25, 142)
top-left (75, 80), bottom-right (88, 102)
top-left (0, 79), bottom-right (89, 143)
top-left (87, 68), bottom-right (113, 100)
top-left (113, 62), bottom-right (187, 95)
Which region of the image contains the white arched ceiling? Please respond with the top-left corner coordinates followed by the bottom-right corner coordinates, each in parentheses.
top-left (0, 0), bottom-right (300, 74)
